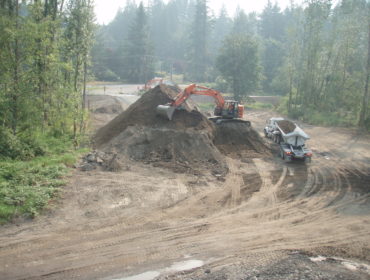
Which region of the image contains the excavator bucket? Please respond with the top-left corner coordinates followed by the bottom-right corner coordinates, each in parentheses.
top-left (156, 104), bottom-right (176, 120)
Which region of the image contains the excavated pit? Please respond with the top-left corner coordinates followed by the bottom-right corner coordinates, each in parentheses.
top-left (93, 85), bottom-right (269, 174)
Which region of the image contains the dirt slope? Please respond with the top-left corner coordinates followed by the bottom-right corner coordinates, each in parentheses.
top-left (93, 85), bottom-right (212, 147)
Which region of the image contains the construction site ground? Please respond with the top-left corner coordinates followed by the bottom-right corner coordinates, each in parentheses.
top-left (0, 91), bottom-right (370, 280)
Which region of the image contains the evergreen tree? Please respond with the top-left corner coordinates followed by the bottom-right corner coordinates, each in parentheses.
top-left (187, 0), bottom-right (209, 82)
top-left (209, 5), bottom-right (232, 59)
top-left (232, 8), bottom-right (258, 36)
top-left (259, 0), bottom-right (286, 41)
top-left (122, 2), bottom-right (154, 83)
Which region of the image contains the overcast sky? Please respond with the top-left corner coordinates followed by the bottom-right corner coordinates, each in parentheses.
top-left (94, 0), bottom-right (298, 25)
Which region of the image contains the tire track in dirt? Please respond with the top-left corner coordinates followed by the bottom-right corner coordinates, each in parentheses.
top-left (1, 108), bottom-right (370, 280)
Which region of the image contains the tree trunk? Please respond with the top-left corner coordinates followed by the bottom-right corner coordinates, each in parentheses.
top-left (11, 0), bottom-right (19, 135)
top-left (359, 13), bottom-right (370, 127)
top-left (288, 68), bottom-right (293, 113)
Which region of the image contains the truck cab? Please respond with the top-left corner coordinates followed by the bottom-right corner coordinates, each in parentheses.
top-left (264, 117), bottom-right (284, 139)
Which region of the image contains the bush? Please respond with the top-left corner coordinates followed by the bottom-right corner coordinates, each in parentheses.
top-left (0, 161), bottom-right (68, 223)
top-left (0, 135), bottom-right (86, 224)
top-left (0, 129), bottom-right (47, 160)
top-left (0, 128), bottom-right (24, 159)
top-left (215, 76), bottom-right (229, 92)
top-left (95, 68), bottom-right (119, 81)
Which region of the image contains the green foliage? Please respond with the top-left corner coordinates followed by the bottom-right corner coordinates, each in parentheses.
top-left (0, 0), bottom-right (95, 146)
top-left (0, 137), bottom-right (85, 224)
top-left (216, 34), bottom-right (262, 101)
top-left (261, 39), bottom-right (285, 94)
top-left (95, 68), bottom-right (120, 81)
top-left (121, 2), bottom-right (154, 83)
top-left (0, 129), bottom-right (46, 160)
top-left (214, 76), bottom-right (229, 92)
top-left (186, 0), bottom-right (210, 82)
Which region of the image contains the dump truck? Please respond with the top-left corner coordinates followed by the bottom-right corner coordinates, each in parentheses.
top-left (264, 118), bottom-right (312, 163)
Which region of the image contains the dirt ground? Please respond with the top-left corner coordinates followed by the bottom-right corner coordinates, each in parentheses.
top-left (0, 94), bottom-right (369, 280)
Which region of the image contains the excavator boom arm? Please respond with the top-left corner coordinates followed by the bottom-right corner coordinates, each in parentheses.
top-left (171, 84), bottom-right (225, 108)
top-left (156, 83), bottom-right (229, 120)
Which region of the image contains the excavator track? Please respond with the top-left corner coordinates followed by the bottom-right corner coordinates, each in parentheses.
top-left (208, 117), bottom-right (251, 127)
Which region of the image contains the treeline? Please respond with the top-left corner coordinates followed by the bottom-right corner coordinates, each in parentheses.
top-left (0, 0), bottom-right (94, 159)
top-left (93, 0), bottom-right (370, 128)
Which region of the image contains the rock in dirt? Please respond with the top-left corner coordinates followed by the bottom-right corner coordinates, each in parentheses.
top-left (80, 163), bottom-right (96, 172)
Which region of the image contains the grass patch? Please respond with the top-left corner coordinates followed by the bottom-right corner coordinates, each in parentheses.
top-left (0, 136), bottom-right (87, 224)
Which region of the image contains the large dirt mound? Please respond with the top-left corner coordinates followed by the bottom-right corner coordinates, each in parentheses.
top-left (93, 85), bottom-right (225, 174)
top-left (214, 122), bottom-right (270, 158)
top-left (93, 85), bottom-right (269, 174)
top-left (94, 85), bottom-right (214, 147)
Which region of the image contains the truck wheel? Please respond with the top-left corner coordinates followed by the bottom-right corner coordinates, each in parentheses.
top-left (304, 157), bottom-right (311, 163)
top-left (264, 130), bottom-right (268, 138)
top-left (280, 149), bottom-right (284, 159)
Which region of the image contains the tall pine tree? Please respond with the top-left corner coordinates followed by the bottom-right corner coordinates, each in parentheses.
top-left (123, 2), bottom-right (154, 83)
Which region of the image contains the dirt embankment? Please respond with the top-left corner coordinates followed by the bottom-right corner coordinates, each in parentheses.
top-left (93, 85), bottom-right (269, 174)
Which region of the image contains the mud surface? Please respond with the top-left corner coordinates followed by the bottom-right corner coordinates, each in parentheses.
top-left (0, 98), bottom-right (369, 280)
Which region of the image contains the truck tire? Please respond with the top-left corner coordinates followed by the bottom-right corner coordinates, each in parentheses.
top-left (304, 157), bottom-right (311, 163)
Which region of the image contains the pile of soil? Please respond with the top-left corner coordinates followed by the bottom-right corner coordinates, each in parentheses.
top-left (94, 85), bottom-right (224, 174)
top-left (93, 85), bottom-right (269, 174)
top-left (214, 122), bottom-right (270, 158)
top-left (94, 85), bottom-right (214, 147)
top-left (276, 120), bottom-right (296, 134)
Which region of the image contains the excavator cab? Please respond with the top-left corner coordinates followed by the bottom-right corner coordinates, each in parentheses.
top-left (214, 100), bottom-right (244, 119)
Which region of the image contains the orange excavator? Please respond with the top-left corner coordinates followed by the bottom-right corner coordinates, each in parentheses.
top-left (156, 84), bottom-right (250, 126)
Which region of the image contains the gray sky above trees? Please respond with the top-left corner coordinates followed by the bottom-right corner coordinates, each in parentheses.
top-left (95, 0), bottom-right (300, 25)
